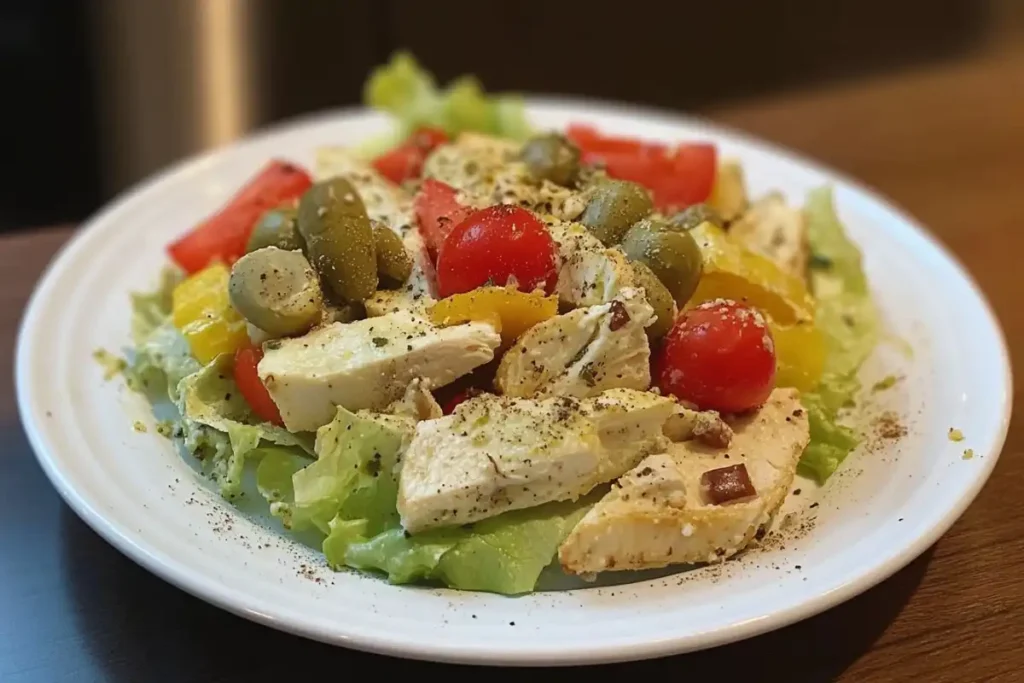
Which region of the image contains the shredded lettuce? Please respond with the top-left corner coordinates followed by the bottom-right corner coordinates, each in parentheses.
top-left (359, 51), bottom-right (532, 157)
top-left (176, 355), bottom-right (314, 498)
top-left (799, 187), bottom-right (880, 482)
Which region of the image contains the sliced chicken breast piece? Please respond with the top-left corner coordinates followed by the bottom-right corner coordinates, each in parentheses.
top-left (397, 388), bottom-right (675, 533)
top-left (258, 311), bottom-right (500, 432)
top-left (729, 192), bottom-right (810, 281)
top-left (423, 132), bottom-right (587, 221)
top-left (559, 388), bottom-right (809, 574)
top-left (546, 220), bottom-right (640, 308)
top-left (496, 288), bottom-right (653, 398)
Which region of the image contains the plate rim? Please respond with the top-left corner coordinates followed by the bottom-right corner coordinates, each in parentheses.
top-left (15, 96), bottom-right (1013, 666)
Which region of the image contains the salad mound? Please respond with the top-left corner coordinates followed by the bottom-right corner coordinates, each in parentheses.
top-left (125, 53), bottom-right (878, 595)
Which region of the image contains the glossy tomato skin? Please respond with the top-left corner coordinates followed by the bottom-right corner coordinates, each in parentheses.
top-left (414, 178), bottom-right (474, 257)
top-left (567, 124), bottom-right (716, 211)
top-left (233, 345), bottom-right (283, 426)
top-left (372, 126), bottom-right (449, 184)
top-left (436, 205), bottom-right (558, 298)
top-left (655, 300), bottom-right (776, 413)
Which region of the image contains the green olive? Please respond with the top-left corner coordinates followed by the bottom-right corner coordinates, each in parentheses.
top-left (666, 203), bottom-right (723, 232)
top-left (620, 218), bottom-right (703, 305)
top-left (372, 221), bottom-right (413, 288)
top-left (580, 179), bottom-right (653, 245)
top-left (229, 247), bottom-right (323, 337)
top-left (246, 205), bottom-right (304, 253)
top-left (629, 260), bottom-right (676, 340)
top-left (519, 133), bottom-right (580, 186)
top-left (297, 177), bottom-right (377, 302)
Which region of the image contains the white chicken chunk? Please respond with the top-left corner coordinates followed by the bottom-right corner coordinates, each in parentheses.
top-left (559, 388), bottom-right (810, 574)
top-left (423, 132), bottom-right (587, 221)
top-left (257, 311), bottom-right (500, 432)
top-left (315, 147), bottom-right (437, 313)
top-left (383, 378), bottom-right (444, 422)
top-left (545, 220), bottom-right (639, 308)
top-left (496, 288), bottom-right (653, 399)
top-left (729, 192), bottom-right (810, 281)
top-left (397, 388), bottom-right (676, 533)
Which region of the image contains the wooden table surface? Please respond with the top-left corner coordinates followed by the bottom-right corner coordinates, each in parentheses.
top-left (2, 51), bottom-right (1022, 682)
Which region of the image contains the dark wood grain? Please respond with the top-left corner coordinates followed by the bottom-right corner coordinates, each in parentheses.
top-left (2, 52), bottom-right (1022, 682)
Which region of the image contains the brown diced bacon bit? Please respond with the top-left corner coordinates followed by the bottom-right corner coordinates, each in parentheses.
top-left (700, 464), bottom-right (757, 505)
top-left (608, 300), bottom-right (631, 331)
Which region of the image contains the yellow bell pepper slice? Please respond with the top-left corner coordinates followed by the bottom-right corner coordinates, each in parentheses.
top-left (428, 286), bottom-right (558, 346)
top-left (171, 263), bottom-right (249, 364)
top-left (688, 222), bottom-right (824, 390)
top-left (771, 319), bottom-right (826, 392)
top-left (689, 222), bottom-right (814, 324)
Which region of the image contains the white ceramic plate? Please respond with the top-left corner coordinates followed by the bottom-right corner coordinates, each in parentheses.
top-left (16, 100), bottom-right (1011, 666)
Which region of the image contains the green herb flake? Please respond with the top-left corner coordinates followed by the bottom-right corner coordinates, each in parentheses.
top-left (872, 375), bottom-right (899, 392)
top-left (132, 420), bottom-right (148, 433)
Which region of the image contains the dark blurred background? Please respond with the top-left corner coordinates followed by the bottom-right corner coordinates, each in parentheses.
top-left (2, 0), bottom-right (1022, 232)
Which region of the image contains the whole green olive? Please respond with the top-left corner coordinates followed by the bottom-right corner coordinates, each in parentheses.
top-left (229, 247), bottom-right (323, 337)
top-left (629, 259), bottom-right (677, 340)
top-left (297, 177), bottom-right (377, 302)
top-left (620, 218), bottom-right (703, 305)
top-left (580, 179), bottom-right (653, 245)
top-left (519, 133), bottom-right (580, 186)
top-left (371, 221), bottom-right (413, 288)
top-left (246, 205), bottom-right (304, 253)
top-left (665, 203), bottom-right (724, 232)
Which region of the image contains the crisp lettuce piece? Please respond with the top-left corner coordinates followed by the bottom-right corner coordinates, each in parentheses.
top-left (286, 407), bottom-right (409, 534)
top-left (130, 267), bottom-right (182, 345)
top-left (125, 268), bottom-right (199, 401)
top-left (177, 355), bottom-right (314, 498)
top-left (342, 497), bottom-right (594, 595)
top-left (361, 51), bottom-right (532, 154)
top-left (799, 186), bottom-right (880, 482)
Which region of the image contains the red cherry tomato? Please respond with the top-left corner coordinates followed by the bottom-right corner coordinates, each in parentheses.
top-left (414, 178), bottom-right (474, 258)
top-left (167, 160), bottom-right (313, 274)
top-left (655, 300), bottom-right (776, 413)
top-left (372, 126), bottom-right (449, 184)
top-left (233, 345), bottom-right (283, 426)
top-left (436, 205), bottom-right (558, 298)
top-left (567, 124), bottom-right (716, 211)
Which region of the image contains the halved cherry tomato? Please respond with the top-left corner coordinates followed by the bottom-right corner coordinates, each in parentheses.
top-left (436, 205), bottom-right (558, 298)
top-left (233, 345), bottom-right (283, 426)
top-left (414, 178), bottom-right (474, 258)
top-left (655, 300), bottom-right (776, 413)
top-left (567, 124), bottom-right (716, 211)
top-left (167, 160), bottom-right (313, 274)
top-left (372, 126), bottom-right (449, 184)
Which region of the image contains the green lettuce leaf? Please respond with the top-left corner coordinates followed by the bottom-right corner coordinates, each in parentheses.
top-left (282, 407), bottom-right (410, 534)
top-left (125, 268), bottom-right (200, 401)
top-left (177, 355), bottom-right (314, 498)
top-left (360, 51), bottom-right (532, 155)
top-left (341, 497), bottom-right (594, 595)
top-left (799, 186), bottom-right (880, 482)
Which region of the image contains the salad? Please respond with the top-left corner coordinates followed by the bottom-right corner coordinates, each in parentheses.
top-left (124, 53), bottom-right (878, 595)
